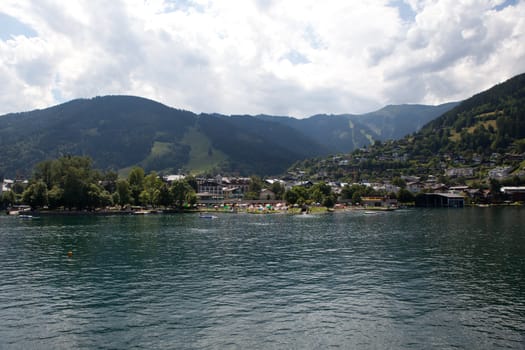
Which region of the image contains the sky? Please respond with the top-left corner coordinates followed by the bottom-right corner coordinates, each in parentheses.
top-left (0, 0), bottom-right (524, 118)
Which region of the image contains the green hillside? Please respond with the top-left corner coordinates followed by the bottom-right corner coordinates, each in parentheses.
top-left (0, 94), bottom-right (464, 179)
top-left (0, 96), bottom-right (196, 176)
top-left (420, 73), bottom-right (525, 155)
top-left (289, 72), bottom-right (525, 183)
top-left (0, 96), bottom-right (328, 177)
top-left (196, 114), bottom-right (330, 175)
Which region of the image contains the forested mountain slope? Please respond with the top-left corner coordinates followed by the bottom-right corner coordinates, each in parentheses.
top-left (0, 94), bottom-right (459, 178)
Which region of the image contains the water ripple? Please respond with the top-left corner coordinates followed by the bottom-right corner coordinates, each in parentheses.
top-left (0, 209), bottom-right (524, 349)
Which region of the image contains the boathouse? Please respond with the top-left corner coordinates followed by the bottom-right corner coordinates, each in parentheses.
top-left (415, 193), bottom-right (464, 208)
top-left (500, 186), bottom-right (525, 202)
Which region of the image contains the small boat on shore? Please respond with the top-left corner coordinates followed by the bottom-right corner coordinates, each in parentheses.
top-left (133, 209), bottom-right (152, 215)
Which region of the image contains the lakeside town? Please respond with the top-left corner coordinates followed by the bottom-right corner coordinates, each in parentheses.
top-left (2, 151), bottom-right (524, 216)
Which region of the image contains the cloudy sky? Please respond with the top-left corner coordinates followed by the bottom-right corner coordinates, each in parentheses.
top-left (0, 0), bottom-right (524, 118)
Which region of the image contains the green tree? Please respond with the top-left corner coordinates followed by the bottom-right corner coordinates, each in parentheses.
top-left (47, 186), bottom-right (64, 209)
top-left (22, 180), bottom-right (48, 209)
top-left (11, 181), bottom-right (26, 195)
top-left (85, 183), bottom-right (109, 210)
top-left (341, 184), bottom-right (377, 204)
top-left (139, 190), bottom-right (152, 207)
top-left (284, 188), bottom-right (299, 205)
top-left (322, 194), bottom-right (336, 208)
top-left (245, 175), bottom-right (263, 199)
top-left (33, 159), bottom-right (56, 189)
top-left (99, 190), bottom-right (113, 208)
top-left (102, 170), bottom-right (118, 193)
top-left (397, 188), bottom-right (415, 203)
top-left (309, 182), bottom-right (334, 207)
top-left (284, 186), bottom-right (310, 205)
top-left (62, 167), bottom-right (86, 210)
top-left (112, 192), bottom-right (120, 207)
top-left (270, 181), bottom-right (285, 200)
top-left (1, 190), bottom-right (16, 208)
top-left (351, 191), bottom-right (362, 205)
top-left (170, 180), bottom-right (195, 211)
top-left (185, 175), bottom-right (198, 192)
top-left (116, 179), bottom-right (132, 206)
top-left (294, 186), bottom-right (310, 205)
top-left (186, 191), bottom-right (198, 207)
top-left (392, 177), bottom-right (406, 189)
top-left (128, 167), bottom-right (145, 205)
top-left (31, 156), bottom-right (99, 210)
top-left (142, 172), bottom-right (162, 207)
top-left (158, 183), bottom-right (173, 208)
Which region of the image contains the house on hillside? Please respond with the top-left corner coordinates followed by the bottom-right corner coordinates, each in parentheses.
top-left (446, 167), bottom-right (474, 178)
top-left (488, 166), bottom-right (513, 180)
top-left (293, 180), bottom-right (314, 188)
top-left (449, 186), bottom-right (469, 193)
top-left (407, 181), bottom-right (424, 194)
top-left (504, 153), bottom-right (525, 162)
top-left (431, 183), bottom-right (449, 193)
top-left (401, 175), bottom-right (420, 183)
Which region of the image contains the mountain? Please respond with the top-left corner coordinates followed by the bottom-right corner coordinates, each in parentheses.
top-left (289, 72), bottom-right (525, 183)
top-left (256, 102), bottom-right (457, 153)
top-left (0, 95), bottom-right (457, 178)
top-left (0, 96), bottom-right (330, 177)
top-left (356, 103), bottom-right (459, 140)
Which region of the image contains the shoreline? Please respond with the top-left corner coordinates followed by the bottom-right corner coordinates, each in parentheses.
top-left (3, 201), bottom-right (523, 218)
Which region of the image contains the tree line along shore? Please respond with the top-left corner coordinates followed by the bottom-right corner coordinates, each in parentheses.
top-left (1, 155), bottom-right (523, 215)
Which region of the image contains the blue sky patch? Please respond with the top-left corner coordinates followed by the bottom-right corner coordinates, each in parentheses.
top-left (282, 50), bottom-right (310, 65)
top-left (163, 0), bottom-right (204, 13)
top-left (388, 0), bottom-right (416, 22)
top-left (0, 12), bottom-right (37, 40)
top-left (493, 0), bottom-right (518, 11)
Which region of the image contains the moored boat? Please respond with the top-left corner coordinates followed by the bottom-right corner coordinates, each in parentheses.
top-left (199, 213), bottom-right (218, 219)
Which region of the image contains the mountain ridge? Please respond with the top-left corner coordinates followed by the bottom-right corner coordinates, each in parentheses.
top-left (0, 95), bottom-right (457, 177)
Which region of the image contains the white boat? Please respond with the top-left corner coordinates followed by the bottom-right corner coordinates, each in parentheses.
top-left (133, 209), bottom-right (152, 215)
top-left (199, 214), bottom-right (218, 219)
top-left (19, 214), bottom-right (34, 219)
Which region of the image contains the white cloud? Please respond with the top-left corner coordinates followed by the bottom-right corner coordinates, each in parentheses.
top-left (0, 0), bottom-right (524, 117)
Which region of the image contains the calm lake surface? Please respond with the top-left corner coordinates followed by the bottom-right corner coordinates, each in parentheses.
top-left (0, 208), bottom-right (524, 349)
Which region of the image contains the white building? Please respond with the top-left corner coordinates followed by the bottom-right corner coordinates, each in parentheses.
top-left (1, 179), bottom-right (14, 194)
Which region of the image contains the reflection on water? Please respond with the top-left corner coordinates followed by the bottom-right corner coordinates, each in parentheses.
top-left (0, 208), bottom-right (524, 349)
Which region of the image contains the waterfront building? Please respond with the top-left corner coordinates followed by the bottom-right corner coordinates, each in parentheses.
top-left (415, 193), bottom-right (465, 208)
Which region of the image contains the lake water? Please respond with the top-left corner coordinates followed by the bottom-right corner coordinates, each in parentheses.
top-left (0, 208), bottom-right (524, 349)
